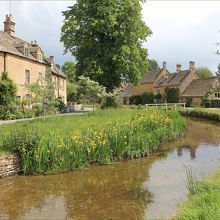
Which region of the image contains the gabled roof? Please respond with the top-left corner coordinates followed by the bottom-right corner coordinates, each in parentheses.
top-left (155, 70), bottom-right (189, 87)
top-left (0, 30), bottom-right (67, 79)
top-left (181, 77), bottom-right (218, 97)
top-left (0, 31), bottom-right (47, 64)
top-left (121, 83), bottom-right (134, 97)
top-left (140, 69), bottom-right (162, 84)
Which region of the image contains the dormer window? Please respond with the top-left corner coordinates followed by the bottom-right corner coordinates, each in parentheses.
top-left (24, 47), bottom-right (29, 57)
top-left (37, 53), bottom-right (42, 62)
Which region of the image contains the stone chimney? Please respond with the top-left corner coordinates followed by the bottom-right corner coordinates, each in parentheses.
top-left (4, 14), bottom-right (15, 37)
top-left (162, 61), bottom-right (167, 70)
top-left (189, 61), bottom-right (195, 71)
top-left (176, 64), bottom-right (181, 73)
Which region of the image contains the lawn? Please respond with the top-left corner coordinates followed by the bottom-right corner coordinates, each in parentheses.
top-left (0, 108), bottom-right (186, 174)
top-left (175, 167), bottom-right (220, 220)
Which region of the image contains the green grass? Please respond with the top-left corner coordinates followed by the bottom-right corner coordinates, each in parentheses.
top-left (180, 108), bottom-right (220, 122)
top-left (175, 167), bottom-right (220, 220)
top-left (0, 108), bottom-right (186, 175)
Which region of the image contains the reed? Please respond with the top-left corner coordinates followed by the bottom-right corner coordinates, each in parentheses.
top-left (0, 108), bottom-right (186, 174)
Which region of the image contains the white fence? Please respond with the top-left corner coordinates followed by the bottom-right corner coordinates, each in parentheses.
top-left (145, 103), bottom-right (186, 110)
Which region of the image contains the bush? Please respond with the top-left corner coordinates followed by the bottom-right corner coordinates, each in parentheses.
top-left (101, 94), bottom-right (120, 109)
top-left (154, 93), bottom-right (162, 103)
top-left (0, 105), bottom-right (16, 120)
top-left (129, 95), bottom-right (142, 105)
top-left (141, 92), bottom-right (154, 104)
top-left (55, 97), bottom-right (66, 113)
top-left (165, 88), bottom-right (179, 103)
top-left (185, 97), bottom-right (192, 107)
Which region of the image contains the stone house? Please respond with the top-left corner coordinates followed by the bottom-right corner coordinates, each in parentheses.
top-left (181, 77), bottom-right (220, 106)
top-left (133, 61), bottom-right (169, 96)
top-left (121, 61), bottom-right (220, 106)
top-left (0, 14), bottom-right (67, 104)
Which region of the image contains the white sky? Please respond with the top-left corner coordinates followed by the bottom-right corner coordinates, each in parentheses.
top-left (0, 0), bottom-right (220, 73)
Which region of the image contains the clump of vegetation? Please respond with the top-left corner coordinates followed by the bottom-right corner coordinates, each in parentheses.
top-left (165, 88), bottom-right (180, 103)
top-left (0, 108), bottom-right (185, 174)
top-left (180, 108), bottom-right (220, 122)
top-left (0, 72), bottom-right (17, 120)
top-left (176, 167), bottom-right (220, 220)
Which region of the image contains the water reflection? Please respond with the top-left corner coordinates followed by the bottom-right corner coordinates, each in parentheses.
top-left (0, 118), bottom-right (220, 220)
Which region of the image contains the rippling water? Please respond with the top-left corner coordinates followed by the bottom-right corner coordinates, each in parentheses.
top-left (0, 118), bottom-right (220, 220)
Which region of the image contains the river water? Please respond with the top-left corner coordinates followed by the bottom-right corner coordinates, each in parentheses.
top-left (0, 118), bottom-right (220, 220)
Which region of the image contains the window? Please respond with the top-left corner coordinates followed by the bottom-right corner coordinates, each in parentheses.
top-left (25, 70), bottom-right (30, 84)
top-left (39, 72), bottom-right (43, 85)
top-left (215, 92), bottom-right (220, 99)
top-left (37, 53), bottom-right (42, 62)
top-left (62, 79), bottom-right (64, 89)
top-left (57, 78), bottom-right (60, 88)
top-left (24, 47), bottom-right (29, 57)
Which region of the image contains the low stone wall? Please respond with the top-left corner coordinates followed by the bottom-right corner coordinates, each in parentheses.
top-left (0, 154), bottom-right (19, 178)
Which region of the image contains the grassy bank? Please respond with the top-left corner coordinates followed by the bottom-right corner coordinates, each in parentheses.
top-left (176, 167), bottom-right (220, 220)
top-left (0, 108), bottom-right (185, 174)
top-left (180, 108), bottom-right (220, 122)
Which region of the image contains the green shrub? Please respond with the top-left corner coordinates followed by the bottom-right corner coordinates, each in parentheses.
top-left (101, 94), bottom-right (120, 109)
top-left (185, 97), bottom-right (192, 107)
top-left (165, 88), bottom-right (179, 103)
top-left (55, 97), bottom-right (66, 113)
top-left (129, 95), bottom-right (142, 105)
top-left (141, 92), bottom-right (154, 104)
top-left (154, 93), bottom-right (162, 103)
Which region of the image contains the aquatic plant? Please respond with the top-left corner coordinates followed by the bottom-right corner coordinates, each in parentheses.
top-left (0, 108), bottom-right (186, 174)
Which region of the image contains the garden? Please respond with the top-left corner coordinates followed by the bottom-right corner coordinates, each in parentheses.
top-left (0, 108), bottom-right (185, 175)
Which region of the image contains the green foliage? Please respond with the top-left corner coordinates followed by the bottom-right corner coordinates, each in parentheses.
top-left (185, 97), bottom-right (192, 107)
top-left (141, 92), bottom-right (154, 104)
top-left (196, 67), bottom-right (213, 79)
top-left (148, 59), bottom-right (159, 71)
top-left (129, 95), bottom-right (142, 105)
top-left (26, 69), bottom-right (57, 114)
top-left (101, 93), bottom-right (120, 109)
top-left (55, 97), bottom-right (66, 113)
top-left (216, 63), bottom-right (220, 76)
top-left (176, 168), bottom-right (220, 220)
top-left (61, 0), bottom-right (152, 91)
top-left (62, 61), bottom-right (76, 83)
top-left (180, 108), bottom-right (220, 122)
top-left (0, 108), bottom-right (185, 174)
top-left (67, 81), bottom-right (78, 103)
top-left (0, 72), bottom-right (17, 120)
top-left (77, 76), bottom-right (105, 104)
top-left (154, 93), bottom-right (162, 103)
top-left (0, 72), bottom-right (16, 106)
top-left (165, 88), bottom-right (180, 103)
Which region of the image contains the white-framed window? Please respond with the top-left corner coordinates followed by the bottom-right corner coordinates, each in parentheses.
top-left (24, 47), bottom-right (29, 57)
top-left (215, 92), bottom-right (220, 99)
top-left (25, 70), bottom-right (30, 84)
top-left (37, 53), bottom-right (42, 62)
top-left (57, 78), bottom-right (60, 88)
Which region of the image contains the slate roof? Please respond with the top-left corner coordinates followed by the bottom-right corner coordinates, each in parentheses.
top-left (140, 69), bottom-right (162, 84)
top-left (0, 31), bottom-right (47, 64)
top-left (155, 70), bottom-right (189, 87)
top-left (181, 77), bottom-right (217, 97)
top-left (121, 83), bottom-right (134, 97)
top-left (0, 30), bottom-right (67, 78)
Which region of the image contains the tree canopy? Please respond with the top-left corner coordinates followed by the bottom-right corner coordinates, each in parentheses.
top-left (196, 67), bottom-right (213, 79)
top-left (62, 61), bottom-right (76, 83)
top-left (148, 59), bottom-right (159, 71)
top-left (61, 0), bottom-right (151, 92)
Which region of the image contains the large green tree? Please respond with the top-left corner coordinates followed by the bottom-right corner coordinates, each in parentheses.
top-left (61, 0), bottom-right (151, 92)
top-left (148, 59), bottom-right (159, 71)
top-left (196, 67), bottom-right (213, 79)
top-left (62, 61), bottom-right (76, 83)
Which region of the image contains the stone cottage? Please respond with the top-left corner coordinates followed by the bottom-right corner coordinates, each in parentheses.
top-left (0, 14), bottom-right (67, 104)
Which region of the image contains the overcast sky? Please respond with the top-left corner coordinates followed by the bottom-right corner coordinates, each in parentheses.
top-left (0, 1), bottom-right (220, 73)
